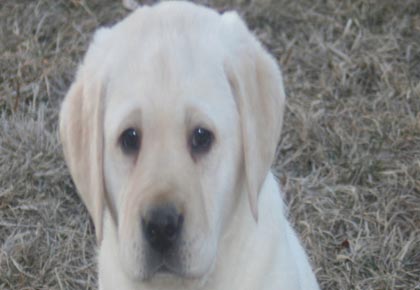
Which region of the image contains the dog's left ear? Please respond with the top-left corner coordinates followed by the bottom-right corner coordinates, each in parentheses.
top-left (221, 12), bottom-right (285, 221)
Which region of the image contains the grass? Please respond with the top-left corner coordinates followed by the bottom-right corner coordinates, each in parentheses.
top-left (1, 0), bottom-right (419, 289)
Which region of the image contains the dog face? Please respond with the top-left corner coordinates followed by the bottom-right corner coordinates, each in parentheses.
top-left (102, 28), bottom-right (242, 279)
top-left (60, 1), bottom-right (285, 283)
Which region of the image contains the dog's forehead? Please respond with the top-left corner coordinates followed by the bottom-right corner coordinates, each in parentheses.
top-left (105, 35), bottom-right (227, 102)
top-left (104, 36), bottom-right (231, 117)
top-left (105, 67), bottom-right (235, 141)
top-left (100, 4), bottom-right (236, 129)
top-left (96, 2), bottom-right (225, 76)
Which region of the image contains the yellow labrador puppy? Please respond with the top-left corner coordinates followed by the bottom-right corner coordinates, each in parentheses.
top-left (60, 2), bottom-right (320, 290)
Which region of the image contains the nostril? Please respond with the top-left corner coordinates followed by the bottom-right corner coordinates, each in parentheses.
top-left (164, 215), bottom-right (183, 241)
top-left (146, 223), bottom-right (159, 243)
top-left (164, 223), bottom-right (176, 240)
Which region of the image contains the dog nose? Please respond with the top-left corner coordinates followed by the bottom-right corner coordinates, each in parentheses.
top-left (142, 205), bottom-right (183, 253)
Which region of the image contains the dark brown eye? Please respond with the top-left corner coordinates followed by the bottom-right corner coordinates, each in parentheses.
top-left (190, 127), bottom-right (213, 154)
top-left (120, 128), bottom-right (140, 155)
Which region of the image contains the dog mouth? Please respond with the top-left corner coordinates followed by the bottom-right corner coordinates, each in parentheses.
top-left (154, 264), bottom-right (178, 275)
top-left (145, 256), bottom-right (185, 279)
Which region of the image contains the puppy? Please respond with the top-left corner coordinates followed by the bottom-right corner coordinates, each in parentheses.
top-left (60, 2), bottom-right (320, 290)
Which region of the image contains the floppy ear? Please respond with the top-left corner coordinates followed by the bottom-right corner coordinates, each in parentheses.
top-left (59, 64), bottom-right (106, 243)
top-left (221, 12), bottom-right (286, 221)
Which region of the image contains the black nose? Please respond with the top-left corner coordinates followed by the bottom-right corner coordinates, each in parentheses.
top-left (142, 205), bottom-right (183, 253)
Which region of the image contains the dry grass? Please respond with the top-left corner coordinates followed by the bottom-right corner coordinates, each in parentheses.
top-left (1, 0), bottom-right (419, 289)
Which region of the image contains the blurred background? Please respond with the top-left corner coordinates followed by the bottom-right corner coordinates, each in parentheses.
top-left (0, 0), bottom-right (419, 289)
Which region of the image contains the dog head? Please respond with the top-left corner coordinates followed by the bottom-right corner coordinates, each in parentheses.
top-left (60, 1), bottom-right (284, 283)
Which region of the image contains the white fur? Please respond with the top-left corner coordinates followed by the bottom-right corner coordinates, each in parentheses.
top-left (99, 173), bottom-right (319, 290)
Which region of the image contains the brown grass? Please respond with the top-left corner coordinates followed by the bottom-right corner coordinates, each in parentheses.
top-left (1, 0), bottom-right (419, 289)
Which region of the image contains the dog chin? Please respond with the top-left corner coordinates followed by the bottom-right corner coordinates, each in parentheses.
top-left (122, 257), bottom-right (203, 283)
top-left (132, 266), bottom-right (203, 289)
top-left (145, 261), bottom-right (211, 281)
top-left (144, 262), bottom-right (185, 280)
top-left (119, 237), bottom-right (217, 283)
top-left (149, 268), bottom-right (187, 283)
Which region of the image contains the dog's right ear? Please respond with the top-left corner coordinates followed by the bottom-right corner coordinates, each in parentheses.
top-left (59, 28), bottom-right (112, 244)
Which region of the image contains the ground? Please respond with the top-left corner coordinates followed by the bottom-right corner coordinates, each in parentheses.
top-left (0, 0), bottom-right (419, 289)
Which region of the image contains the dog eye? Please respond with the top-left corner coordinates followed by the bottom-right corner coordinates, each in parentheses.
top-left (190, 127), bottom-right (213, 154)
top-left (120, 128), bottom-right (140, 155)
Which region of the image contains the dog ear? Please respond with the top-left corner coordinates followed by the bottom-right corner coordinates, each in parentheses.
top-left (221, 12), bottom-right (285, 221)
top-left (59, 29), bottom-right (111, 244)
